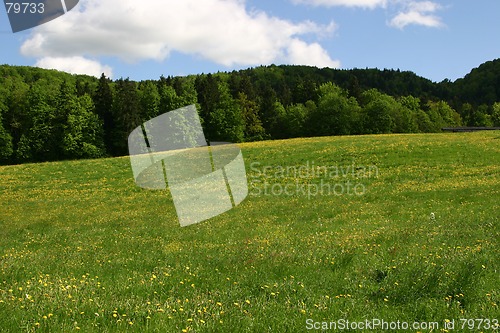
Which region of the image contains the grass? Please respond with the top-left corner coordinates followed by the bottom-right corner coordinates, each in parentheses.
top-left (0, 131), bottom-right (499, 332)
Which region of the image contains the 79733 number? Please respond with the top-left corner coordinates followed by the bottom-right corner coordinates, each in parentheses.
top-left (5, 2), bottom-right (45, 14)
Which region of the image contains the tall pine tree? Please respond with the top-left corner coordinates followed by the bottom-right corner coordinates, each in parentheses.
top-left (111, 78), bottom-right (141, 156)
top-left (93, 74), bottom-right (114, 155)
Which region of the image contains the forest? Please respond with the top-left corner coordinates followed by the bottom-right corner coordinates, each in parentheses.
top-left (1, 59), bottom-right (499, 165)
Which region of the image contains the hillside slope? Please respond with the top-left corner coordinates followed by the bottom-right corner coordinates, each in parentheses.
top-left (1, 132), bottom-right (499, 332)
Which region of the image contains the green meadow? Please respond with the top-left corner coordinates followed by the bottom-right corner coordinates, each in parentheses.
top-left (1, 132), bottom-right (499, 332)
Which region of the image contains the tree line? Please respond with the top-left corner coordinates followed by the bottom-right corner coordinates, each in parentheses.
top-left (1, 59), bottom-right (499, 165)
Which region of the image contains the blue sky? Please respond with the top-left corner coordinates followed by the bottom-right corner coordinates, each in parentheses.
top-left (1, 0), bottom-right (499, 83)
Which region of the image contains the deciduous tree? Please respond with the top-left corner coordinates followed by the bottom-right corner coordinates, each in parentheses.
top-left (63, 94), bottom-right (105, 159)
top-left (308, 83), bottom-right (360, 136)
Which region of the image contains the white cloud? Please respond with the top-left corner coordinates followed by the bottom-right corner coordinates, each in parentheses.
top-left (407, 1), bottom-right (439, 12)
top-left (287, 39), bottom-right (341, 68)
top-left (389, 1), bottom-right (444, 29)
top-left (291, 0), bottom-right (388, 9)
top-left (34, 56), bottom-right (113, 78)
top-left (389, 11), bottom-right (443, 29)
top-left (292, 0), bottom-right (445, 29)
top-left (20, 0), bottom-right (339, 71)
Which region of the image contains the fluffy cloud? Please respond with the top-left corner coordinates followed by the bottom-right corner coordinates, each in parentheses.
top-left (287, 39), bottom-right (341, 68)
top-left (34, 56), bottom-right (113, 78)
top-left (292, 0), bottom-right (445, 29)
top-left (20, 0), bottom-right (339, 75)
top-left (389, 1), bottom-right (444, 29)
top-left (291, 0), bottom-right (388, 9)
